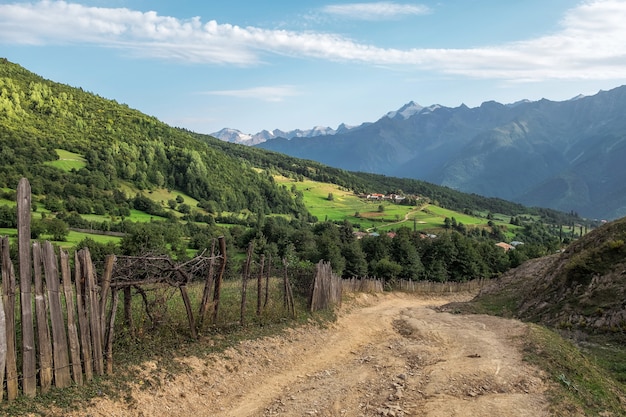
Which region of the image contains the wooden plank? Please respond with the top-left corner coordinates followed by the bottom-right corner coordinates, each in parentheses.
top-left (123, 287), bottom-right (133, 335)
top-left (60, 249), bottom-right (83, 386)
top-left (83, 249), bottom-right (104, 375)
top-left (212, 236), bottom-right (227, 324)
top-left (32, 242), bottom-right (53, 393)
top-left (43, 242), bottom-right (72, 388)
top-left (0, 238), bottom-right (8, 402)
top-left (2, 236), bottom-right (18, 400)
top-left (104, 289), bottom-right (120, 375)
top-left (257, 254), bottom-right (265, 316)
top-left (17, 178), bottom-right (36, 397)
top-left (264, 254), bottom-right (271, 308)
top-left (197, 239), bottom-right (216, 325)
top-left (99, 255), bottom-right (115, 341)
top-left (179, 285), bottom-right (197, 339)
top-left (240, 242), bottom-right (253, 326)
top-left (74, 250), bottom-right (93, 382)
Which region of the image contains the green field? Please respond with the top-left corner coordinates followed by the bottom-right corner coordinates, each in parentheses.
top-left (276, 176), bottom-right (417, 229)
top-left (0, 227), bottom-right (122, 249)
top-left (276, 176), bottom-right (512, 234)
top-left (45, 149), bottom-right (87, 172)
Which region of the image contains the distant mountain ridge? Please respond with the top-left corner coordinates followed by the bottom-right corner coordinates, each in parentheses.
top-left (211, 123), bottom-right (362, 145)
top-left (254, 87), bottom-right (626, 220)
top-left (211, 101), bottom-right (440, 144)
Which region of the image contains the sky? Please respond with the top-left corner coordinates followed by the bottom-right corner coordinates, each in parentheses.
top-left (1, 0), bottom-right (626, 134)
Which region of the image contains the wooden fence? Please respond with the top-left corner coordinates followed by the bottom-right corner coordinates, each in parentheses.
top-left (0, 178), bottom-right (114, 400)
top-left (309, 261), bottom-right (342, 312)
top-left (342, 278), bottom-right (384, 293)
top-left (0, 178), bottom-right (331, 401)
top-left (394, 278), bottom-right (486, 294)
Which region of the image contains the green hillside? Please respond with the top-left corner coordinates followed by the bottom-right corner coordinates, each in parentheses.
top-left (0, 58), bottom-right (307, 220)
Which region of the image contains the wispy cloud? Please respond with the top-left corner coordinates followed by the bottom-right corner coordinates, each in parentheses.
top-left (1, 0), bottom-right (626, 81)
top-left (321, 2), bottom-right (431, 20)
top-left (204, 85), bottom-right (299, 102)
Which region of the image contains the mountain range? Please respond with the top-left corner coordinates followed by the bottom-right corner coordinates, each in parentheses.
top-left (211, 122), bottom-right (360, 146)
top-left (235, 87), bottom-right (626, 221)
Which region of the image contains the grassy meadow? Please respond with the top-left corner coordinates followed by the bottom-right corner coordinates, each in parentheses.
top-left (44, 149), bottom-right (88, 172)
top-left (275, 175), bottom-right (516, 235)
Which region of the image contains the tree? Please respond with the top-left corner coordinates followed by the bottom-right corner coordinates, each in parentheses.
top-left (390, 228), bottom-right (424, 280)
top-left (45, 218), bottom-right (69, 241)
top-left (327, 192), bottom-right (334, 201)
top-left (120, 222), bottom-right (168, 255)
top-left (341, 241), bottom-right (368, 278)
top-left (372, 257), bottom-right (402, 282)
top-left (314, 227), bottom-right (345, 275)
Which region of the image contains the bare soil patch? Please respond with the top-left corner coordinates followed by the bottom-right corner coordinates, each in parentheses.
top-left (62, 292), bottom-right (550, 417)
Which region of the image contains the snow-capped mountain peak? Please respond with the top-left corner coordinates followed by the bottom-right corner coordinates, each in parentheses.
top-left (385, 101), bottom-right (424, 120)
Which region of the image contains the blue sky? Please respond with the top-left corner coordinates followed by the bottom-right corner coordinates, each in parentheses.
top-left (1, 0), bottom-right (626, 134)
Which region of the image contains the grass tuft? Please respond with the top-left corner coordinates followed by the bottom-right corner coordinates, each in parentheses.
top-left (522, 324), bottom-right (626, 416)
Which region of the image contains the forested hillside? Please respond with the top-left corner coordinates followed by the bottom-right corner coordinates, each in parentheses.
top-left (0, 58), bottom-right (306, 218)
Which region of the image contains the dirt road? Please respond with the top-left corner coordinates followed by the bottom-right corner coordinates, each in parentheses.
top-left (72, 292), bottom-right (550, 417)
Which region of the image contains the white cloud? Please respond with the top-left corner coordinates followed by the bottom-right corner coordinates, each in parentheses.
top-left (321, 2), bottom-right (431, 20)
top-left (1, 0), bottom-right (626, 81)
top-left (204, 85), bottom-right (299, 102)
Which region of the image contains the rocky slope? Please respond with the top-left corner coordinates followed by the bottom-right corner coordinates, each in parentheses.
top-left (469, 217), bottom-right (626, 339)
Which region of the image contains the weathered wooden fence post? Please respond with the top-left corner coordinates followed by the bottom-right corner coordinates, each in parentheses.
top-left (256, 254), bottom-right (265, 316)
top-left (198, 239), bottom-right (216, 325)
top-left (105, 289), bottom-right (120, 375)
top-left (100, 254), bottom-right (115, 340)
top-left (2, 236), bottom-right (18, 400)
top-left (17, 178), bottom-right (36, 397)
top-left (43, 241), bottom-right (72, 388)
top-left (240, 242), bottom-right (254, 326)
top-left (282, 259), bottom-right (295, 316)
top-left (0, 257), bottom-right (5, 402)
top-left (82, 249), bottom-right (104, 375)
top-left (60, 249), bottom-right (83, 386)
top-left (32, 242), bottom-right (53, 393)
top-left (212, 236), bottom-right (227, 324)
top-left (264, 253), bottom-right (271, 308)
top-left (74, 251), bottom-right (93, 381)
